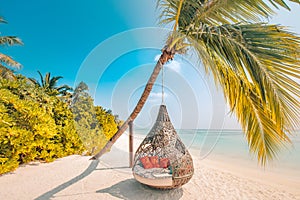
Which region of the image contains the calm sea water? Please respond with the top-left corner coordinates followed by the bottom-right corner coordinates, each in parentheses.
top-left (134, 129), bottom-right (300, 170)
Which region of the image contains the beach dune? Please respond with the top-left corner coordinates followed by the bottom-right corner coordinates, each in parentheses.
top-left (0, 133), bottom-right (299, 200)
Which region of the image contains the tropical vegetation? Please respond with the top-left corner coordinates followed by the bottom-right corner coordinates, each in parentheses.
top-left (71, 81), bottom-right (119, 155)
top-left (0, 73), bottom-right (120, 174)
top-left (0, 18), bottom-right (120, 173)
top-left (92, 0), bottom-right (300, 165)
top-left (29, 71), bottom-right (73, 97)
top-left (0, 76), bottom-right (84, 174)
top-left (0, 17), bottom-right (23, 80)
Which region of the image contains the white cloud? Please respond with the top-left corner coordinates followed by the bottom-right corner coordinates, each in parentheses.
top-left (150, 92), bottom-right (163, 98)
top-left (166, 60), bottom-right (181, 73)
top-left (154, 55), bottom-right (182, 73)
top-left (149, 92), bottom-right (168, 102)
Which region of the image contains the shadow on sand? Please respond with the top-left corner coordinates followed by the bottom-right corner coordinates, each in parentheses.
top-left (97, 178), bottom-right (183, 200)
top-left (34, 159), bottom-right (99, 200)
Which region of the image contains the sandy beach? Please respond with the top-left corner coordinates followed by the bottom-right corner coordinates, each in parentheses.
top-left (1, 133), bottom-right (299, 200)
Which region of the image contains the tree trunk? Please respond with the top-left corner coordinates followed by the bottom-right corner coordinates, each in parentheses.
top-left (90, 50), bottom-right (173, 160)
top-left (129, 121), bottom-right (134, 167)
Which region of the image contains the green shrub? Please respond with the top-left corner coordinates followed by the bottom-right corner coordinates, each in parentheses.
top-left (94, 106), bottom-right (118, 140)
top-left (71, 82), bottom-right (108, 155)
top-left (0, 77), bottom-right (84, 174)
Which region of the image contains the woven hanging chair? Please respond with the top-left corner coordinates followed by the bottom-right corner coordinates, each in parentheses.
top-left (132, 104), bottom-right (194, 189)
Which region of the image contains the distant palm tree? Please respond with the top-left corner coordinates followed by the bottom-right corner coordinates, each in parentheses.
top-left (29, 71), bottom-right (73, 97)
top-left (92, 0), bottom-right (300, 165)
top-left (0, 17), bottom-right (23, 80)
top-left (72, 81), bottom-right (89, 104)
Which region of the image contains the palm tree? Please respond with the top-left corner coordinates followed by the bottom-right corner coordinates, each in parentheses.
top-left (29, 71), bottom-right (73, 97)
top-left (92, 0), bottom-right (300, 165)
top-left (0, 17), bottom-right (23, 80)
top-left (71, 81), bottom-right (89, 104)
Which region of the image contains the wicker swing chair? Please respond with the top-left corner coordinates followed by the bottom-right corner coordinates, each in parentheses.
top-left (132, 104), bottom-right (194, 189)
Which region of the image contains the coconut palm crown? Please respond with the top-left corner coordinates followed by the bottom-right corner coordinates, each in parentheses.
top-left (92, 0), bottom-right (300, 165)
top-left (29, 71), bottom-right (73, 97)
top-left (0, 17), bottom-right (23, 79)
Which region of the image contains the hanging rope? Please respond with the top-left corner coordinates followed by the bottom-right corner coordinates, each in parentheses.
top-left (161, 64), bottom-right (164, 104)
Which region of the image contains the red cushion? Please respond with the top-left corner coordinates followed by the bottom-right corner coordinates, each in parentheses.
top-left (140, 156), bottom-right (153, 169)
top-left (159, 158), bottom-right (170, 168)
top-left (149, 156), bottom-right (160, 168)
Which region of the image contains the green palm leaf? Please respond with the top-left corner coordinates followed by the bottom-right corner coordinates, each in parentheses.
top-left (33, 71), bottom-right (71, 97)
top-left (183, 22), bottom-right (300, 164)
top-left (0, 36), bottom-right (23, 46)
top-left (0, 17), bottom-right (23, 69)
top-left (91, 0), bottom-right (300, 163)
top-left (49, 75), bottom-right (63, 88)
top-left (37, 71), bottom-right (45, 88)
top-left (27, 77), bottom-right (41, 87)
top-left (158, 0), bottom-right (300, 27)
top-left (0, 53), bottom-right (22, 69)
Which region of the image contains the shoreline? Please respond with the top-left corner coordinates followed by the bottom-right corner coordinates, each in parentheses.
top-left (0, 133), bottom-right (299, 199)
top-left (197, 152), bottom-right (300, 196)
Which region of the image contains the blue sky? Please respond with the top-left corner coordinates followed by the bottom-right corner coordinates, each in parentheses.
top-left (1, 1), bottom-right (300, 129)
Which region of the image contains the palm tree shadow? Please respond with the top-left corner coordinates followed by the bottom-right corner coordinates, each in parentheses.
top-left (35, 159), bottom-right (99, 200)
top-left (96, 178), bottom-right (183, 200)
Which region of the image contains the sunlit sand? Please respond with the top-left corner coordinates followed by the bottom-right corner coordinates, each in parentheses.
top-left (1, 133), bottom-right (299, 200)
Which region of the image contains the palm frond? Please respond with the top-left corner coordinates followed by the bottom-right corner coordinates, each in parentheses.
top-left (27, 77), bottom-right (41, 87)
top-left (49, 75), bottom-right (63, 88)
top-left (56, 84), bottom-right (72, 92)
top-left (213, 62), bottom-right (290, 165)
top-left (0, 53), bottom-right (22, 69)
top-left (186, 22), bottom-right (300, 164)
top-left (0, 36), bottom-right (23, 46)
top-left (0, 17), bottom-right (6, 24)
top-left (0, 64), bottom-right (16, 80)
top-left (158, 0), bottom-right (300, 27)
top-left (45, 72), bottom-right (51, 88)
top-left (0, 17), bottom-right (23, 70)
top-left (37, 71), bottom-right (45, 88)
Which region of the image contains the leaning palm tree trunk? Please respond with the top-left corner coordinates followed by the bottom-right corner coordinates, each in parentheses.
top-left (91, 0), bottom-right (300, 165)
top-left (91, 50), bottom-right (174, 160)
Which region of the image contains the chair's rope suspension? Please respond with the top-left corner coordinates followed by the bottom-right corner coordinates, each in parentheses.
top-left (161, 64), bottom-right (165, 104)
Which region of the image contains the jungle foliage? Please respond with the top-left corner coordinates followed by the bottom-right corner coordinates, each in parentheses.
top-left (0, 76), bottom-right (120, 174)
top-left (71, 82), bottom-right (119, 155)
top-left (0, 17), bottom-right (120, 174)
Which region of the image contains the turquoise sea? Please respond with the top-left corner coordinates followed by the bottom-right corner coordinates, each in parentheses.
top-left (134, 129), bottom-right (300, 171)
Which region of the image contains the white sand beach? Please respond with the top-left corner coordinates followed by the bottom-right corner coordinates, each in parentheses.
top-left (1, 133), bottom-right (299, 200)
